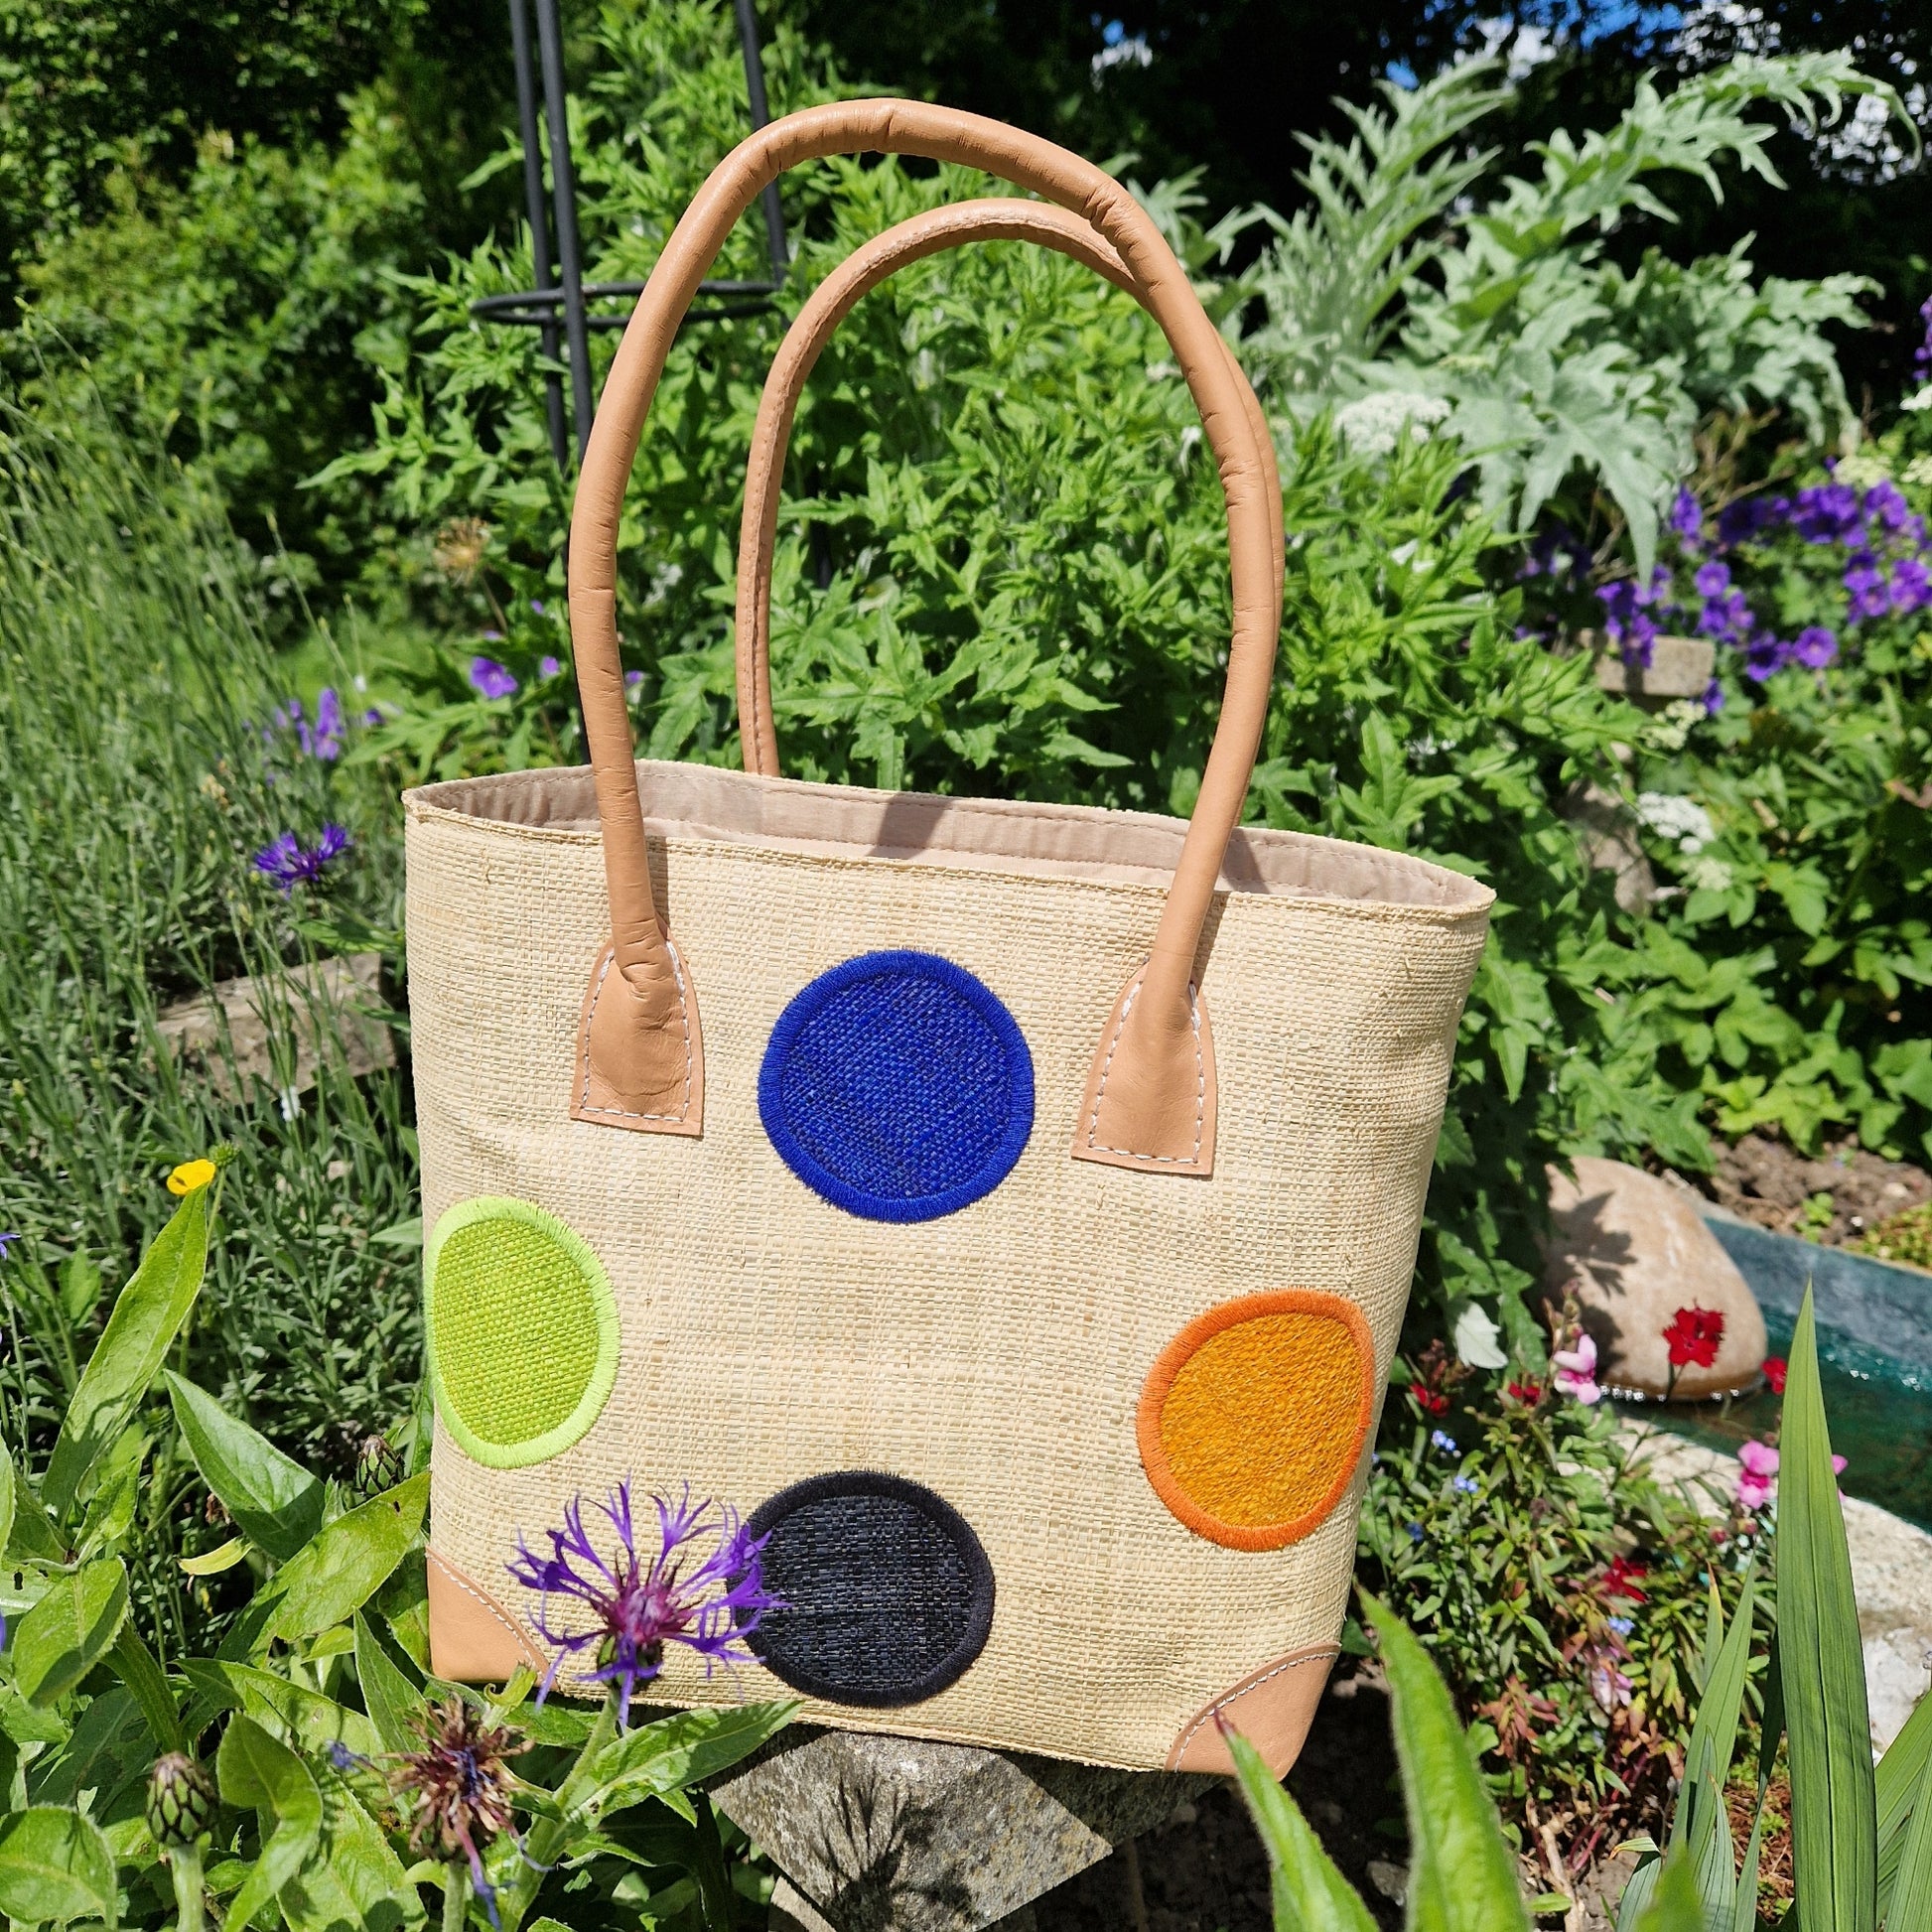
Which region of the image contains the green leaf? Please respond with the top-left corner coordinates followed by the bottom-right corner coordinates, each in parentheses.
top-left (1222, 1722), bottom-right (1378, 1931)
top-left (108, 1621), bottom-right (185, 1753)
top-left (0, 1806), bottom-right (120, 1927)
top-left (0, 1444), bottom-right (17, 1562)
top-left (44, 1182), bottom-right (211, 1518)
top-left (181, 1659), bottom-right (382, 1762)
top-left (1633, 1846), bottom-right (1705, 1932)
top-left (165, 1371), bottom-right (324, 1562)
top-left (218, 1714), bottom-right (324, 1931)
top-left (1888, 1725), bottom-right (1932, 1932)
top-left (1732, 1795), bottom-right (1769, 1932)
top-left (1673, 1572), bottom-right (1756, 1849)
top-left (1362, 1590), bottom-right (1531, 1932)
top-left (1879, 1687), bottom-right (1932, 1921)
top-left (277, 1774), bottom-right (424, 1931)
top-left (581, 1703), bottom-right (800, 1814)
top-left (353, 1612), bottom-right (423, 1753)
top-left (12, 1558), bottom-right (129, 1707)
top-left (1778, 1288), bottom-right (1877, 1932)
top-left (259, 1471), bottom-right (429, 1645)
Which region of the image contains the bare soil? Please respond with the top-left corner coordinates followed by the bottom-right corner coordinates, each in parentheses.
top-left (1682, 1130), bottom-right (1931, 1247)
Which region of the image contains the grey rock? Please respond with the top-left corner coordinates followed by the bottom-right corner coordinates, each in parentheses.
top-left (1591, 634), bottom-right (1716, 701)
top-left (156, 952), bottom-right (394, 1100)
top-left (712, 1726), bottom-right (1208, 1932)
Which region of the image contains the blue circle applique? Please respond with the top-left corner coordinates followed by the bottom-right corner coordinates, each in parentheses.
top-left (759, 950), bottom-right (1035, 1221)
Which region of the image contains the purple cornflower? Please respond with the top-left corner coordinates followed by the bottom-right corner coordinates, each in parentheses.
top-left (469, 657), bottom-right (518, 700)
top-left (538, 654), bottom-right (562, 679)
top-left (296, 687), bottom-right (346, 759)
top-left (252, 826), bottom-right (350, 893)
top-left (1668, 487), bottom-right (1703, 545)
top-left (1891, 556), bottom-right (1932, 615)
top-left (1845, 559), bottom-right (1891, 621)
top-left (508, 1482), bottom-right (779, 1727)
top-left (1793, 625), bottom-right (1839, 669)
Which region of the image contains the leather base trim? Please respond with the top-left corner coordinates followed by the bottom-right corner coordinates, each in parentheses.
top-left (1071, 966), bottom-right (1217, 1176)
top-left (427, 1548), bottom-right (545, 1683)
top-left (1165, 1642), bottom-right (1338, 1775)
top-left (570, 936), bottom-right (706, 1137)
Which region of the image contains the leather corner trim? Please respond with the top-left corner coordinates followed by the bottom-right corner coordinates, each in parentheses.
top-left (427, 1548), bottom-right (545, 1683)
top-left (1166, 1643), bottom-right (1339, 1775)
top-left (570, 937), bottom-right (706, 1137)
top-left (1070, 966), bottom-right (1216, 1176)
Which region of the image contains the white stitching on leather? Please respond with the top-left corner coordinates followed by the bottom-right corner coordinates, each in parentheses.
top-left (1082, 969), bottom-right (1205, 1166)
top-left (576, 937), bottom-right (694, 1121)
top-left (1171, 1646), bottom-right (1336, 1762)
top-left (432, 1552), bottom-right (538, 1666)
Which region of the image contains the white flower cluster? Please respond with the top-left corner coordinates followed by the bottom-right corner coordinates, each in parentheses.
top-left (1333, 390), bottom-right (1451, 461)
top-left (1636, 791), bottom-right (1717, 853)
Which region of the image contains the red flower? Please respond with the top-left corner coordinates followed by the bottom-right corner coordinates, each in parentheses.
top-left (1662, 1305), bottom-right (1725, 1368)
top-left (1761, 1355), bottom-right (1787, 1394)
top-left (1409, 1381), bottom-right (1450, 1419)
top-left (1506, 1378), bottom-right (1545, 1405)
top-left (1602, 1557), bottom-right (1649, 1601)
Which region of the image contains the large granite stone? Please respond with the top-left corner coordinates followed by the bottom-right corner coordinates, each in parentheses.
top-left (708, 1726), bottom-right (1205, 1932)
top-left (1546, 1158), bottom-right (1767, 1399)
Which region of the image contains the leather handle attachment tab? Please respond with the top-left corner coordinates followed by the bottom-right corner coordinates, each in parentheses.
top-left (569, 102), bottom-right (1282, 1173)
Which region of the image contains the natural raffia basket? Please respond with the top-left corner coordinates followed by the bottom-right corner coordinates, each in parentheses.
top-left (407, 99), bottom-right (1492, 1775)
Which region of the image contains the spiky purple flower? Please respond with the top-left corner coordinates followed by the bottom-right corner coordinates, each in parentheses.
top-left (469, 657), bottom-right (518, 700)
top-left (508, 1482), bottom-right (778, 1727)
top-left (252, 825), bottom-right (350, 893)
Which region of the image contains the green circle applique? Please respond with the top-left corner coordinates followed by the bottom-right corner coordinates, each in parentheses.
top-left (424, 1197), bottom-right (619, 1469)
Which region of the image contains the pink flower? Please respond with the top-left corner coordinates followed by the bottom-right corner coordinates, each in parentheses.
top-left (1553, 1331), bottom-right (1602, 1405)
top-left (1736, 1439), bottom-right (1778, 1511)
top-left (1589, 1655), bottom-right (1635, 1715)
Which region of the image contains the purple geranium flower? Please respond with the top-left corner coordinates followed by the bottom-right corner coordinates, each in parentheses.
top-left (1698, 589), bottom-right (1752, 644)
top-left (508, 1481), bottom-right (780, 1727)
top-left (469, 656), bottom-right (518, 700)
top-left (1668, 486), bottom-right (1703, 545)
top-left (1694, 559), bottom-right (1731, 599)
top-left (1715, 494), bottom-right (1787, 550)
top-left (1793, 625), bottom-right (1839, 669)
top-left (1793, 481), bottom-right (1864, 546)
top-left (1742, 633), bottom-right (1791, 683)
top-left (1845, 559), bottom-right (1891, 621)
top-left (538, 654), bottom-right (562, 679)
top-left (1865, 481), bottom-right (1912, 534)
top-left (1891, 556), bottom-right (1932, 615)
top-left (1702, 677), bottom-right (1725, 716)
top-left (252, 825), bottom-right (350, 893)
top-left (1915, 294), bottom-right (1932, 382)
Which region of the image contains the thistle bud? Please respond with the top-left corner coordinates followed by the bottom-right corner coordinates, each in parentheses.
top-left (146, 1753), bottom-right (214, 1848)
top-left (353, 1433), bottom-right (405, 1499)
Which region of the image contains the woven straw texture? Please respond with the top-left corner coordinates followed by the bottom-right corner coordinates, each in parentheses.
top-left (407, 759), bottom-right (1492, 1769)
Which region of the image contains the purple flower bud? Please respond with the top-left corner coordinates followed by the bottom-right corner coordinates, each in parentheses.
top-left (469, 656), bottom-right (518, 700)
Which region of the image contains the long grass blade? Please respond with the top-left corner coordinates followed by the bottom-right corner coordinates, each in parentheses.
top-left (1887, 1733), bottom-right (1932, 1932)
top-left (1223, 1724), bottom-right (1378, 1932)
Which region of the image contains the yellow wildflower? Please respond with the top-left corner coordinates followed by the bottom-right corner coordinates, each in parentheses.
top-left (167, 1159), bottom-right (217, 1196)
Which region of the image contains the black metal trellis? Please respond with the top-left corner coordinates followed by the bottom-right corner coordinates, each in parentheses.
top-left (472, 0), bottom-right (790, 467)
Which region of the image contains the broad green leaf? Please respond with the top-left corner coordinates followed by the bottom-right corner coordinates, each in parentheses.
top-left (1778, 1290), bottom-right (1876, 1932)
top-left (108, 1621), bottom-right (184, 1753)
top-left (12, 1558), bottom-right (129, 1706)
top-left (260, 1472), bottom-right (429, 1644)
top-left (1889, 1732), bottom-right (1932, 1932)
top-left (27, 1689), bottom-right (140, 1807)
top-left (1682, 1774), bottom-right (1735, 1932)
top-left (278, 1774), bottom-right (424, 1931)
top-left (1362, 1591), bottom-right (1531, 1932)
top-left (60, 1254), bottom-right (102, 1328)
top-left (1879, 1688), bottom-right (1932, 1921)
top-left (44, 1183), bottom-right (211, 1518)
top-left (0, 1444), bottom-right (16, 1561)
top-left (218, 1714), bottom-right (324, 1930)
top-left (182, 1659), bottom-right (382, 1761)
top-left (165, 1371), bottom-right (324, 1562)
top-left (378, 1549), bottom-right (431, 1672)
top-left (1223, 1722), bottom-right (1378, 1931)
top-left (0, 1687), bottom-right (73, 1748)
top-left (1634, 1846), bottom-right (1705, 1932)
top-left (73, 1427), bottom-right (145, 1560)
top-left (353, 1612), bottom-right (423, 1753)
top-left (0, 1806), bottom-right (119, 1927)
top-left (581, 1703), bottom-right (800, 1813)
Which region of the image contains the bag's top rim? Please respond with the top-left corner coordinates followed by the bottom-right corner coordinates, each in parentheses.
top-left (406, 760), bottom-right (1495, 917)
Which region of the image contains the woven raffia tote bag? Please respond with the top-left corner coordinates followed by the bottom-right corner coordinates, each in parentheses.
top-left (407, 99), bottom-right (1494, 1776)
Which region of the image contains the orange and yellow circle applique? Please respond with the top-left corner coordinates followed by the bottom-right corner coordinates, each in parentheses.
top-left (1138, 1291), bottom-right (1375, 1551)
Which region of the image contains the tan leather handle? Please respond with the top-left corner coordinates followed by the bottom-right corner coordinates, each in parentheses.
top-left (732, 199), bottom-right (1284, 778)
top-left (569, 101), bottom-right (1282, 1172)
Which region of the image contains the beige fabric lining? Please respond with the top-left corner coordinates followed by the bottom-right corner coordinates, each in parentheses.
top-left (408, 760), bottom-right (1489, 911)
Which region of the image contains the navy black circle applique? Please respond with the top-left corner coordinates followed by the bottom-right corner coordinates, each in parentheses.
top-left (758, 950), bottom-right (1034, 1221)
top-left (740, 1471), bottom-right (996, 1707)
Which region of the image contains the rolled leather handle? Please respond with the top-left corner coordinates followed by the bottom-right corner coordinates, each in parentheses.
top-left (569, 101), bottom-right (1281, 1173)
top-left (731, 198), bottom-right (1284, 778)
